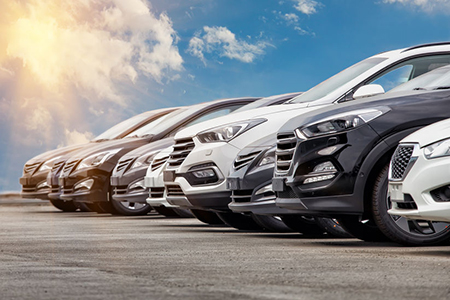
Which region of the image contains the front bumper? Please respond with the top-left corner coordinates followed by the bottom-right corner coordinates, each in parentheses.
top-left (165, 142), bottom-right (241, 210)
top-left (20, 172), bottom-right (50, 200)
top-left (110, 168), bottom-right (148, 203)
top-left (59, 171), bottom-right (109, 203)
top-left (144, 172), bottom-right (177, 208)
top-left (389, 150), bottom-right (450, 222)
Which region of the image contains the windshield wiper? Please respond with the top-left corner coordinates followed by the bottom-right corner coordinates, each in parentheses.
top-left (93, 138), bottom-right (109, 142)
top-left (434, 86), bottom-right (450, 90)
top-left (413, 87), bottom-right (427, 90)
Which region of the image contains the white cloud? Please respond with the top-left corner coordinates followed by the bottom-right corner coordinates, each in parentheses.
top-left (3, 0), bottom-right (183, 105)
top-left (382, 0), bottom-right (450, 12)
top-left (292, 0), bottom-right (322, 15)
top-left (187, 26), bottom-right (271, 64)
top-left (282, 13), bottom-right (300, 25)
top-left (62, 129), bottom-right (95, 146)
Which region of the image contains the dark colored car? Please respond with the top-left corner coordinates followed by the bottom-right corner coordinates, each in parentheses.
top-left (273, 65), bottom-right (450, 246)
top-left (227, 135), bottom-right (350, 236)
top-left (20, 108), bottom-right (175, 211)
top-left (59, 97), bottom-right (259, 214)
top-left (109, 93), bottom-right (300, 217)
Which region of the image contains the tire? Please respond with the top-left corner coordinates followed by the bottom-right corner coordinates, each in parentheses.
top-left (153, 206), bottom-right (180, 217)
top-left (49, 199), bottom-right (78, 212)
top-left (280, 215), bottom-right (325, 236)
top-left (372, 163), bottom-right (450, 246)
top-left (337, 216), bottom-right (388, 242)
top-left (314, 217), bottom-right (353, 238)
top-left (251, 214), bottom-right (293, 233)
top-left (172, 207), bottom-right (194, 218)
top-left (190, 209), bottom-right (224, 225)
top-left (74, 201), bottom-right (95, 212)
top-left (216, 212), bottom-right (263, 230)
top-left (110, 200), bottom-right (152, 216)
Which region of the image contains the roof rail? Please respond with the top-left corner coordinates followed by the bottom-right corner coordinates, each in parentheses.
top-left (402, 42), bottom-right (450, 53)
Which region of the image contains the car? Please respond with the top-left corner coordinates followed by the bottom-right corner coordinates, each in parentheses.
top-left (164, 42), bottom-right (450, 230)
top-left (273, 64), bottom-right (450, 246)
top-left (227, 134), bottom-right (350, 236)
top-left (388, 119), bottom-right (450, 223)
top-left (58, 97), bottom-right (259, 214)
top-left (139, 93), bottom-right (300, 219)
top-left (19, 108), bottom-right (175, 211)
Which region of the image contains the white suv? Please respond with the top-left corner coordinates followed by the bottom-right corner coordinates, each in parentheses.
top-left (389, 117), bottom-right (450, 223)
top-left (164, 43), bottom-right (450, 229)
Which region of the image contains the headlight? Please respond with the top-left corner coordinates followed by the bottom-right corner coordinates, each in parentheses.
top-left (76, 148), bottom-right (122, 170)
top-left (38, 156), bottom-right (62, 172)
top-left (424, 138), bottom-right (450, 159)
top-left (297, 107), bottom-right (390, 138)
top-left (197, 119), bottom-right (267, 143)
top-left (257, 146), bottom-right (276, 167)
top-left (130, 151), bottom-right (158, 170)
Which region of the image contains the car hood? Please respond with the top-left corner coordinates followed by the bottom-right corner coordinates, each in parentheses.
top-left (401, 118), bottom-right (450, 147)
top-left (278, 89), bottom-right (440, 132)
top-left (119, 137), bottom-right (175, 160)
top-left (25, 143), bottom-right (89, 165)
top-left (67, 137), bottom-right (150, 160)
top-left (174, 102), bottom-right (310, 139)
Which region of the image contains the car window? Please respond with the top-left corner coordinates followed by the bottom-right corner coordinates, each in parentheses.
top-left (366, 54), bottom-right (450, 92)
top-left (182, 104), bottom-right (244, 128)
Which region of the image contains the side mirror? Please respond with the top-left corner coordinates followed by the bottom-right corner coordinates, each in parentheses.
top-left (353, 84), bottom-right (385, 100)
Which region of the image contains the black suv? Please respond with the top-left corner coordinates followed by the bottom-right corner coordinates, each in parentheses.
top-left (274, 65), bottom-right (450, 246)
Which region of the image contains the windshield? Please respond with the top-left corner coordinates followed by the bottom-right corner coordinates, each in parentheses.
top-left (389, 65), bottom-right (450, 93)
top-left (92, 111), bottom-right (161, 141)
top-left (125, 108), bottom-right (190, 138)
top-left (289, 57), bottom-right (387, 103)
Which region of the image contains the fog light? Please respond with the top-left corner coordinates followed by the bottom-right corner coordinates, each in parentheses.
top-left (312, 161), bottom-right (336, 173)
top-left (303, 174), bottom-right (335, 184)
top-left (74, 179), bottom-right (94, 191)
top-left (192, 169), bottom-right (215, 178)
top-left (129, 179), bottom-right (146, 191)
top-left (37, 181), bottom-right (50, 190)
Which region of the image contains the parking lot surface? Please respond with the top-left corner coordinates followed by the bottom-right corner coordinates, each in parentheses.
top-left (1, 201), bottom-right (450, 300)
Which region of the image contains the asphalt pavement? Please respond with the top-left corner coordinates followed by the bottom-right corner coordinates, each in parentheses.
top-left (1, 199), bottom-right (450, 300)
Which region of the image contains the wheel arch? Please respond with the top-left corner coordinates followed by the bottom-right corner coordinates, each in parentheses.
top-left (355, 127), bottom-right (424, 219)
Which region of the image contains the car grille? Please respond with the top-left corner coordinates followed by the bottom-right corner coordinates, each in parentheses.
top-left (149, 187), bottom-right (165, 198)
top-left (151, 156), bottom-right (169, 172)
top-left (277, 186), bottom-right (298, 199)
top-left (113, 185), bottom-right (128, 195)
top-left (52, 161), bottom-right (65, 172)
top-left (390, 145), bottom-right (414, 180)
top-left (231, 190), bottom-right (253, 203)
top-left (24, 162), bottom-right (40, 174)
top-left (167, 138), bottom-right (195, 168)
top-left (233, 151), bottom-right (262, 171)
top-left (63, 160), bottom-right (78, 174)
top-left (166, 185), bottom-right (185, 197)
top-left (116, 158), bottom-right (134, 173)
top-left (276, 132), bottom-right (297, 173)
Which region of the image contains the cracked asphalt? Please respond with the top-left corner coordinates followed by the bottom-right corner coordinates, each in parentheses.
top-left (1, 201), bottom-right (450, 300)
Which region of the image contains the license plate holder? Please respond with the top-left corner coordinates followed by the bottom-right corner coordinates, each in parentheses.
top-left (163, 170), bottom-right (176, 182)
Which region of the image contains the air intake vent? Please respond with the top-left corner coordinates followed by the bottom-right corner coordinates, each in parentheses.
top-left (51, 161), bottom-right (65, 172)
top-left (151, 156), bottom-right (169, 172)
top-left (63, 160), bottom-right (78, 174)
top-left (390, 145), bottom-right (414, 180)
top-left (276, 132), bottom-right (297, 173)
top-left (167, 138), bottom-right (195, 168)
top-left (233, 151), bottom-right (262, 170)
top-left (149, 187), bottom-right (165, 199)
top-left (166, 185), bottom-right (185, 197)
top-left (116, 158), bottom-right (134, 172)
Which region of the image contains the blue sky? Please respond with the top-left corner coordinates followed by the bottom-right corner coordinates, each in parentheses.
top-left (1, 0), bottom-right (450, 191)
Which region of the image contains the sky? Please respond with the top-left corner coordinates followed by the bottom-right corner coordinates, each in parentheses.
top-left (1, 0), bottom-right (450, 192)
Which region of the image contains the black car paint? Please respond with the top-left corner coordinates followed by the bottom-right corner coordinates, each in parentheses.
top-left (274, 89), bottom-right (450, 218)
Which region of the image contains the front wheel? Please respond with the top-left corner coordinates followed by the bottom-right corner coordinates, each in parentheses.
top-left (372, 164), bottom-right (450, 246)
top-left (216, 212), bottom-right (262, 230)
top-left (251, 214), bottom-right (293, 232)
top-left (111, 200), bottom-right (152, 216)
top-left (280, 215), bottom-right (325, 236)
